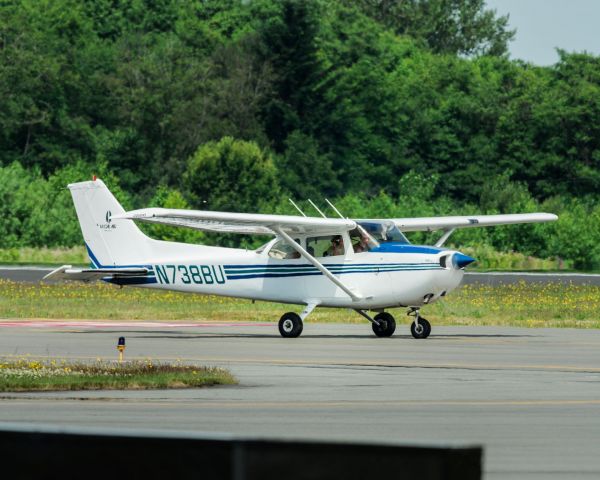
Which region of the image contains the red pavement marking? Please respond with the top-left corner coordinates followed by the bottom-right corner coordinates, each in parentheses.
top-left (0, 320), bottom-right (274, 329)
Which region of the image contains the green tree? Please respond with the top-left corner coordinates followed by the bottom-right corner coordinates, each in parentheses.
top-left (277, 131), bottom-right (340, 199)
top-left (350, 0), bottom-right (515, 56)
top-left (142, 186), bottom-right (206, 243)
top-left (0, 0), bottom-right (100, 172)
top-left (0, 161), bottom-right (128, 248)
top-left (184, 137), bottom-right (280, 213)
top-left (256, 0), bottom-right (323, 150)
top-left (545, 199), bottom-right (600, 270)
top-left (0, 163), bottom-right (45, 248)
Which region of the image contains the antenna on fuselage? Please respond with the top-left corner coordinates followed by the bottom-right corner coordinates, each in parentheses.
top-left (325, 198), bottom-right (345, 219)
top-left (308, 199), bottom-right (327, 218)
top-left (288, 198), bottom-right (307, 217)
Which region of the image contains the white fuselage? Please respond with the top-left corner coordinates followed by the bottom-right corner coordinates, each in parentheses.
top-left (101, 239), bottom-right (465, 310)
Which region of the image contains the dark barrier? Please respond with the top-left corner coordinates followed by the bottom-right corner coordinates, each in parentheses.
top-left (0, 425), bottom-right (481, 479)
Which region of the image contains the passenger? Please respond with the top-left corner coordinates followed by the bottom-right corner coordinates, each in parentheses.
top-left (326, 235), bottom-right (344, 256)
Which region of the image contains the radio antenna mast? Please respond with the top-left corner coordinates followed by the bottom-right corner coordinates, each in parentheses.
top-left (325, 199), bottom-right (345, 219)
top-left (307, 199), bottom-right (327, 218)
top-left (288, 199), bottom-right (307, 217)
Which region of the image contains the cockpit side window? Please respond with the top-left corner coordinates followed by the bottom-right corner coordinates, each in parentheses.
top-left (268, 238), bottom-right (302, 259)
top-left (349, 228), bottom-right (371, 253)
top-left (306, 235), bottom-right (345, 257)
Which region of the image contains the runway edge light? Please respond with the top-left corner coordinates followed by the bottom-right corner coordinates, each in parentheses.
top-left (117, 337), bottom-right (126, 363)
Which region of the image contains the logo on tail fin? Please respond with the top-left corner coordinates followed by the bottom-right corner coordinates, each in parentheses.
top-left (98, 210), bottom-right (116, 230)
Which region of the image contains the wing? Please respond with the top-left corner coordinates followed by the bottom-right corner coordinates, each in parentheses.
top-left (368, 213), bottom-right (558, 232)
top-left (112, 208), bottom-right (356, 235)
top-left (44, 265), bottom-right (150, 282)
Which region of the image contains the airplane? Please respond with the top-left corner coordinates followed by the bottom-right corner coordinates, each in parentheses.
top-left (45, 178), bottom-right (558, 339)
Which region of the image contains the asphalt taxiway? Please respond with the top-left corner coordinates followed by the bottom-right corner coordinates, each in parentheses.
top-left (0, 322), bottom-right (599, 479)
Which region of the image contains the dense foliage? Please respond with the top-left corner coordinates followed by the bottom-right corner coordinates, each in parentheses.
top-left (0, 0), bottom-right (598, 268)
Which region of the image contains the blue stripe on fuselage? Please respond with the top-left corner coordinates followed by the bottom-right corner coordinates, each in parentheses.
top-left (226, 265), bottom-right (442, 280)
top-left (369, 243), bottom-right (444, 254)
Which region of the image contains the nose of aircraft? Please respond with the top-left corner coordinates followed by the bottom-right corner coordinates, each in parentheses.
top-left (452, 252), bottom-right (476, 269)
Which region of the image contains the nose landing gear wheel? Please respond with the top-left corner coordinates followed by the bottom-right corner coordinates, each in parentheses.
top-left (278, 312), bottom-right (304, 338)
top-left (410, 317), bottom-right (431, 339)
top-left (372, 312), bottom-right (396, 337)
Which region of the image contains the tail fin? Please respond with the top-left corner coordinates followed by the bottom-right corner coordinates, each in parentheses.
top-left (68, 179), bottom-right (153, 267)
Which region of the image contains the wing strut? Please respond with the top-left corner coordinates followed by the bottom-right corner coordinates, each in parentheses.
top-left (273, 227), bottom-right (362, 302)
top-left (434, 228), bottom-right (456, 247)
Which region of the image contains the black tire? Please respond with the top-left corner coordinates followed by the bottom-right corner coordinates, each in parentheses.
top-left (372, 312), bottom-right (396, 337)
top-left (421, 317), bottom-right (431, 337)
top-left (278, 312), bottom-right (303, 338)
top-left (410, 317), bottom-right (431, 339)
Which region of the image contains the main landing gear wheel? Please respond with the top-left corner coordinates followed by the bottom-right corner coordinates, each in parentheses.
top-left (410, 317), bottom-right (431, 339)
top-left (372, 312), bottom-right (396, 337)
top-left (278, 312), bottom-right (303, 338)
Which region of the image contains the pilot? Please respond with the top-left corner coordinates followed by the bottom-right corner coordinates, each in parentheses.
top-left (353, 233), bottom-right (370, 253)
top-left (326, 235), bottom-right (344, 256)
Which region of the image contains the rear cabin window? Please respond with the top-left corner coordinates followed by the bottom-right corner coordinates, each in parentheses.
top-left (307, 235), bottom-right (345, 257)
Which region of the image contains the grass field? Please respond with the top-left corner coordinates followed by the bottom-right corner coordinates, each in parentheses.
top-left (0, 246), bottom-right (88, 266)
top-left (0, 358), bottom-right (236, 392)
top-left (0, 279), bottom-right (598, 329)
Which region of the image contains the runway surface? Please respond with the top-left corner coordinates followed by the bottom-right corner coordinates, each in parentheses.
top-left (2, 265), bottom-right (600, 285)
top-left (0, 322), bottom-right (599, 479)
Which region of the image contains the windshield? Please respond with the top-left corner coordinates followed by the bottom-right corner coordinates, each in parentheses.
top-left (255, 240), bottom-right (273, 254)
top-left (357, 221), bottom-right (410, 244)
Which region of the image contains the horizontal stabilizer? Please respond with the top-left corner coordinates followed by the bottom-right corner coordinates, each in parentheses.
top-left (43, 265), bottom-right (149, 282)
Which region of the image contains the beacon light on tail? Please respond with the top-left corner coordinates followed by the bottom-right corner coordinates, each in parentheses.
top-left (45, 179), bottom-right (557, 340)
